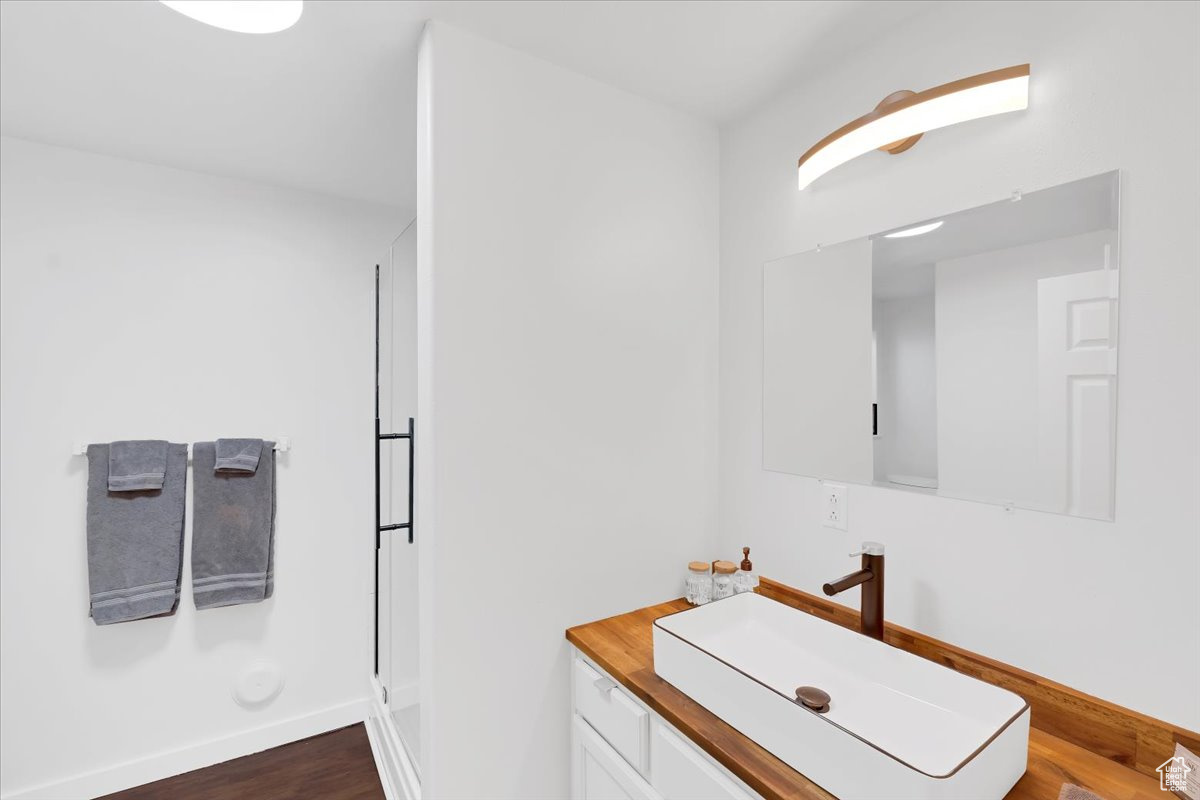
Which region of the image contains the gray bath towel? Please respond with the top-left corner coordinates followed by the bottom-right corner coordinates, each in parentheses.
top-left (107, 439), bottom-right (168, 491)
top-left (191, 441), bottom-right (276, 609)
top-left (86, 443), bottom-right (187, 624)
top-left (214, 438), bottom-right (264, 473)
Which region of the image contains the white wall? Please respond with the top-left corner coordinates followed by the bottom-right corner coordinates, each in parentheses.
top-left (936, 229), bottom-right (1115, 509)
top-left (0, 137), bottom-right (403, 798)
top-left (874, 290), bottom-right (938, 484)
top-left (417, 22), bottom-right (718, 799)
top-left (717, 0), bottom-right (1199, 729)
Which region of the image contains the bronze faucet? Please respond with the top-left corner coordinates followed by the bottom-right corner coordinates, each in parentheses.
top-left (822, 542), bottom-right (885, 641)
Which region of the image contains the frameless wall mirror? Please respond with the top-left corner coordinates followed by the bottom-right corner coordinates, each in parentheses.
top-left (763, 171), bottom-right (1121, 520)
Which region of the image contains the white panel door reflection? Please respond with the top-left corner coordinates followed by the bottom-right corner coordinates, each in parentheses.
top-left (1037, 263), bottom-right (1119, 520)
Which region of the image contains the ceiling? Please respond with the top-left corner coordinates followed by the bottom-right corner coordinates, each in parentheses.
top-left (0, 0), bottom-right (933, 209)
top-left (873, 262), bottom-right (934, 301)
top-left (873, 170), bottom-right (1119, 276)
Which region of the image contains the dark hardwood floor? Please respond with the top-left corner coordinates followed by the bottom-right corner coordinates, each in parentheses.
top-left (100, 724), bottom-right (385, 800)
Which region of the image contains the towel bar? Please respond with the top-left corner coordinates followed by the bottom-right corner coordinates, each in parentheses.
top-left (71, 437), bottom-right (291, 457)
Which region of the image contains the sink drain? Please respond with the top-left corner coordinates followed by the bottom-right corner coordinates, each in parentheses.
top-left (794, 686), bottom-right (831, 713)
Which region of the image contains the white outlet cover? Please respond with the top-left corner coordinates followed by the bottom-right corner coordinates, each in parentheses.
top-left (233, 660), bottom-right (284, 708)
top-left (821, 482), bottom-right (848, 531)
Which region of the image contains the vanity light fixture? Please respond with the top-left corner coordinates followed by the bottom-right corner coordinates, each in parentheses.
top-left (797, 64), bottom-right (1030, 190)
top-left (882, 220), bottom-right (944, 238)
top-left (159, 1), bottom-right (303, 34)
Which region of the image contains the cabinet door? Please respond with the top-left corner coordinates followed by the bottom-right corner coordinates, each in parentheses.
top-left (574, 716), bottom-right (662, 800)
top-left (652, 723), bottom-right (756, 800)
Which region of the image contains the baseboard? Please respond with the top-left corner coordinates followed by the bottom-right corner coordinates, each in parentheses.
top-left (385, 679), bottom-right (419, 711)
top-left (365, 678), bottom-right (421, 800)
top-left (2, 699), bottom-right (369, 800)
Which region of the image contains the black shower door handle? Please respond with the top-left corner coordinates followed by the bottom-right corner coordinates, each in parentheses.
top-left (377, 417), bottom-right (415, 544)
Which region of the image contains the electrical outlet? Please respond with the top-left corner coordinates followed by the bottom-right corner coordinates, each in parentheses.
top-left (821, 482), bottom-right (848, 531)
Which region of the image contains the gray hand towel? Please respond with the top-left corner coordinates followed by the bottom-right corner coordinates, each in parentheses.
top-left (192, 441), bottom-right (276, 609)
top-left (214, 438), bottom-right (264, 473)
top-left (107, 439), bottom-right (169, 491)
top-left (86, 443), bottom-right (187, 624)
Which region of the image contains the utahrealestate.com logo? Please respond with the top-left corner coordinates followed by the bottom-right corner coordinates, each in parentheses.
top-left (1158, 755), bottom-right (1192, 793)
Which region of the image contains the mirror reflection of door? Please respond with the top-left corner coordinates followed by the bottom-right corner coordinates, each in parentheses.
top-left (930, 228), bottom-right (1117, 516)
top-left (1036, 261), bottom-right (1118, 520)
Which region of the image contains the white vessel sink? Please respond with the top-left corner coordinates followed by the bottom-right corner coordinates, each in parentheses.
top-left (653, 592), bottom-right (1029, 799)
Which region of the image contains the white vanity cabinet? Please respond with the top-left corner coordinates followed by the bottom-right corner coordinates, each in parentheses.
top-left (574, 716), bottom-right (661, 800)
top-left (570, 649), bottom-right (762, 800)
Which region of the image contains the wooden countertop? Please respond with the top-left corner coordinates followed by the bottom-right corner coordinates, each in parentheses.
top-left (566, 594), bottom-right (1165, 800)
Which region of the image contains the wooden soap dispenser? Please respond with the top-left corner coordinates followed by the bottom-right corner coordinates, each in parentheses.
top-left (733, 547), bottom-right (759, 594)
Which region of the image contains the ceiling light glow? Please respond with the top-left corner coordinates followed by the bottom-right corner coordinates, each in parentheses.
top-left (883, 221), bottom-right (944, 239)
top-left (159, 1), bottom-right (303, 34)
top-left (798, 65), bottom-right (1030, 190)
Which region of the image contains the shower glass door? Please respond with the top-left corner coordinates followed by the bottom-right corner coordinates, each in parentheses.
top-left (376, 219), bottom-right (420, 772)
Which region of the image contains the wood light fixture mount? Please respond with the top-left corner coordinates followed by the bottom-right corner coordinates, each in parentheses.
top-left (875, 91), bottom-right (923, 154)
top-left (797, 64), bottom-right (1031, 190)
